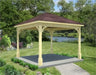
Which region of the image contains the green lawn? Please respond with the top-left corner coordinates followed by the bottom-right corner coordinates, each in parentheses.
top-left (0, 42), bottom-right (96, 75)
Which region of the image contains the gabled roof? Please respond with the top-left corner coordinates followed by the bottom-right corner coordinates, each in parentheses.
top-left (16, 13), bottom-right (82, 26)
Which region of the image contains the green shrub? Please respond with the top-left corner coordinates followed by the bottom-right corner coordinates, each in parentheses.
top-left (0, 35), bottom-right (11, 49)
top-left (11, 58), bottom-right (22, 63)
top-left (0, 59), bottom-right (6, 67)
top-left (19, 61), bottom-right (26, 67)
top-left (27, 63), bottom-right (38, 70)
top-left (11, 58), bottom-right (38, 70)
top-left (4, 65), bottom-right (23, 75)
top-left (11, 58), bottom-right (18, 63)
top-left (26, 36), bottom-right (32, 44)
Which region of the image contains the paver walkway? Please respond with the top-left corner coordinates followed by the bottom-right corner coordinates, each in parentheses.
top-left (55, 63), bottom-right (90, 75)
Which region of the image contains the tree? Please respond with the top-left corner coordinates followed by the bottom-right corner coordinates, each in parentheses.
top-left (0, 0), bottom-right (22, 26)
top-left (84, 11), bottom-right (96, 46)
top-left (0, 0), bottom-right (54, 44)
top-left (75, 0), bottom-right (87, 11)
top-left (75, 0), bottom-right (92, 23)
top-left (93, 3), bottom-right (96, 14)
top-left (0, 22), bottom-right (6, 29)
top-left (58, 0), bottom-right (74, 16)
top-left (15, 0), bottom-right (54, 16)
top-left (33, 0), bottom-right (54, 15)
top-left (75, 0), bottom-right (96, 46)
top-left (0, 0), bottom-right (33, 41)
top-left (57, 0), bottom-right (96, 46)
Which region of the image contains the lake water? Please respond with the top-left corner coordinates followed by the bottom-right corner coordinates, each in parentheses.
top-left (48, 36), bottom-right (84, 42)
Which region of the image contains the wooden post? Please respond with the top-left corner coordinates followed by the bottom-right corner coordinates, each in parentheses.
top-left (16, 28), bottom-right (20, 57)
top-left (78, 27), bottom-right (81, 59)
top-left (50, 31), bottom-right (53, 54)
top-left (38, 25), bottom-right (43, 66)
top-left (36, 25), bottom-right (47, 66)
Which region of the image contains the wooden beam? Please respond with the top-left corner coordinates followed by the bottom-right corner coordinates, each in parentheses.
top-left (46, 27), bottom-right (72, 31)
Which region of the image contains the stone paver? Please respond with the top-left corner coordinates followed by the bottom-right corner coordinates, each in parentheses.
top-left (55, 63), bottom-right (90, 75)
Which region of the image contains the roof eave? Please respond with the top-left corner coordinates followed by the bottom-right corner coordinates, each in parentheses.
top-left (14, 21), bottom-right (84, 28)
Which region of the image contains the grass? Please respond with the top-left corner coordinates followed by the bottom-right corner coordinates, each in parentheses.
top-left (0, 42), bottom-right (96, 75)
top-left (0, 66), bottom-right (4, 75)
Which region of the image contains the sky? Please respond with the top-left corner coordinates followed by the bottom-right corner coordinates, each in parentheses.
top-left (53, 0), bottom-right (96, 12)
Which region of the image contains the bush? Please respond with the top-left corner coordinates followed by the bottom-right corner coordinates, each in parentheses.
top-left (0, 59), bottom-right (6, 67)
top-left (0, 35), bottom-right (11, 49)
top-left (27, 63), bottom-right (38, 70)
top-left (26, 36), bottom-right (32, 44)
top-left (19, 61), bottom-right (26, 67)
top-left (11, 58), bottom-right (21, 63)
top-left (4, 65), bottom-right (23, 75)
top-left (11, 58), bottom-right (38, 70)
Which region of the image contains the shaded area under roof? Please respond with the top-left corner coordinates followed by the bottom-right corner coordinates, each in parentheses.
top-left (16, 13), bottom-right (82, 26)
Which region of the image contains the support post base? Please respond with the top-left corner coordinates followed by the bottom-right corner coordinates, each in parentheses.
top-left (16, 52), bottom-right (20, 57)
top-left (38, 58), bottom-right (43, 66)
top-left (78, 53), bottom-right (81, 59)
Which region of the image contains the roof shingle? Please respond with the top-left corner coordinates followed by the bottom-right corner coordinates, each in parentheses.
top-left (17, 13), bottom-right (81, 25)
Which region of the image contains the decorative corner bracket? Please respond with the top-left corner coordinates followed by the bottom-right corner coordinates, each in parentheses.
top-left (36, 25), bottom-right (47, 32)
top-left (75, 27), bottom-right (81, 33)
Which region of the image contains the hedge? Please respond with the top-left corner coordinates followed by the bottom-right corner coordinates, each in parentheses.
top-left (11, 58), bottom-right (38, 70)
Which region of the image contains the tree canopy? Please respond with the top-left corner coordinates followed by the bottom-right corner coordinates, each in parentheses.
top-left (57, 0), bottom-right (96, 46)
top-left (0, 0), bottom-right (54, 44)
top-left (0, 0), bottom-right (96, 46)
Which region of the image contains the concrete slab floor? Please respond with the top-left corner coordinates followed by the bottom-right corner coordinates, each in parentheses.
top-left (17, 54), bottom-right (83, 68)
